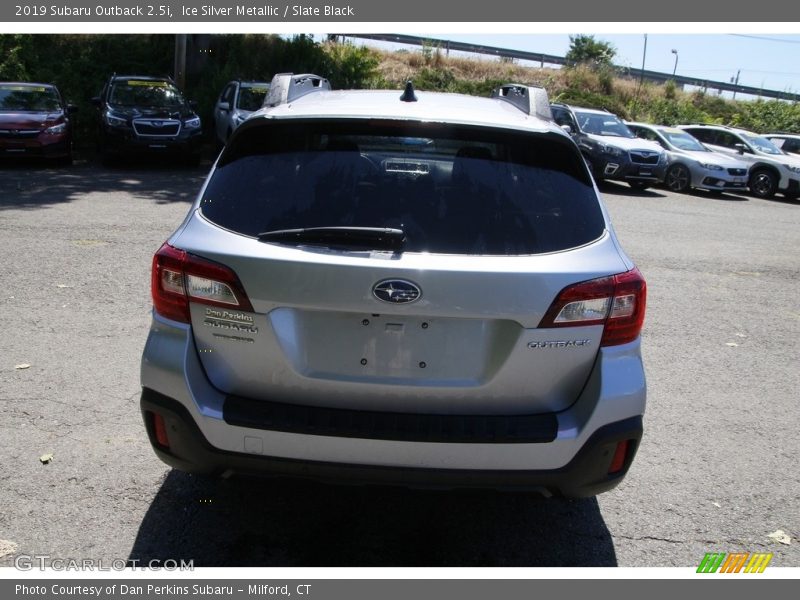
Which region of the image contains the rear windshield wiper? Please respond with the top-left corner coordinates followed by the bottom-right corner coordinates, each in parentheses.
top-left (257, 226), bottom-right (406, 252)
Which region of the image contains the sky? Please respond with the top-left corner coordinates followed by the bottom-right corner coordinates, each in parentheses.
top-left (350, 33), bottom-right (800, 97)
top-left (4, 17), bottom-right (799, 96)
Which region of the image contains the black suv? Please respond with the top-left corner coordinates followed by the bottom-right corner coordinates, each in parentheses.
top-left (550, 103), bottom-right (666, 190)
top-left (92, 75), bottom-right (202, 164)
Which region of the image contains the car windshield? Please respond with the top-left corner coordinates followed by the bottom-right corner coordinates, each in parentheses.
top-left (741, 133), bottom-right (784, 155)
top-left (108, 80), bottom-right (184, 108)
top-left (661, 129), bottom-right (707, 152)
top-left (0, 85), bottom-right (61, 112)
top-left (237, 84), bottom-right (270, 111)
top-left (575, 112), bottom-right (634, 138)
top-left (200, 120), bottom-right (605, 256)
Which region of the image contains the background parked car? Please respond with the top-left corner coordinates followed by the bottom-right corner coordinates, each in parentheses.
top-left (763, 133), bottom-right (800, 158)
top-left (0, 81), bottom-right (76, 164)
top-left (92, 75), bottom-right (203, 165)
top-left (551, 103), bottom-right (666, 190)
top-left (679, 124), bottom-right (800, 199)
top-left (627, 122), bottom-right (749, 194)
top-left (213, 80), bottom-right (271, 145)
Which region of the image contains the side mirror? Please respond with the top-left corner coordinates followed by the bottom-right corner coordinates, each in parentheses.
top-left (66, 104), bottom-right (79, 115)
top-left (560, 124), bottom-right (573, 135)
top-left (218, 101), bottom-right (231, 112)
top-left (734, 143), bottom-right (749, 154)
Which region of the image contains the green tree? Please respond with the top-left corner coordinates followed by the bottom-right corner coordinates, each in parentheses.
top-left (565, 35), bottom-right (617, 69)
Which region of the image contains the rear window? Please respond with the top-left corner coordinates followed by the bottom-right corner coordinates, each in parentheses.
top-left (200, 120), bottom-right (606, 255)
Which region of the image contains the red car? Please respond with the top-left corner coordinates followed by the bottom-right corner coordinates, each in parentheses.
top-left (0, 82), bottom-right (76, 163)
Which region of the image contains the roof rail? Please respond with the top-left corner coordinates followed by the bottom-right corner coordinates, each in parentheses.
top-left (491, 84), bottom-right (552, 121)
top-left (264, 73), bottom-right (331, 107)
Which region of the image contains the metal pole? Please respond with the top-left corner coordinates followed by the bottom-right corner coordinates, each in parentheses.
top-left (174, 34), bottom-right (187, 90)
top-left (732, 69), bottom-right (741, 100)
top-left (639, 34), bottom-right (648, 87)
top-left (671, 49), bottom-right (678, 77)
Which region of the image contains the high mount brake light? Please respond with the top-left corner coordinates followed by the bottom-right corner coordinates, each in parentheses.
top-left (151, 243), bottom-right (254, 323)
top-left (539, 268), bottom-right (646, 347)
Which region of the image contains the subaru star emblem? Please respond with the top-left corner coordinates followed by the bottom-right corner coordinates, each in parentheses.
top-left (372, 279), bottom-right (421, 304)
top-left (151, 120), bottom-right (163, 127)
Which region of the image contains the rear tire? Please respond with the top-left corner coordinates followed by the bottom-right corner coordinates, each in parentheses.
top-left (749, 169), bottom-right (777, 199)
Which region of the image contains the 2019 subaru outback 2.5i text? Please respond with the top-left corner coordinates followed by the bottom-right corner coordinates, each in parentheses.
top-left (140, 76), bottom-right (647, 497)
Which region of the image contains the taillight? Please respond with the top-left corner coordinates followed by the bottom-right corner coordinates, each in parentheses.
top-left (608, 440), bottom-right (630, 474)
top-left (149, 411), bottom-right (170, 449)
top-left (151, 242), bottom-right (253, 323)
top-left (539, 268), bottom-right (646, 347)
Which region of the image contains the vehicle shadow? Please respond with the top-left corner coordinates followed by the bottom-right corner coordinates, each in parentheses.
top-left (596, 181), bottom-right (666, 198)
top-left (0, 154), bottom-right (210, 211)
top-left (128, 471), bottom-right (617, 567)
top-left (687, 189), bottom-right (750, 201)
top-left (760, 193), bottom-right (800, 206)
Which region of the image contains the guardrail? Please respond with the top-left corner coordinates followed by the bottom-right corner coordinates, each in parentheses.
top-left (340, 33), bottom-right (800, 103)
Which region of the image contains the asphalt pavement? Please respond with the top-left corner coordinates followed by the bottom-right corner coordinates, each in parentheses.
top-left (0, 157), bottom-right (798, 568)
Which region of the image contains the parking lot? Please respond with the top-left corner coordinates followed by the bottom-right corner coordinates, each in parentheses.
top-left (0, 156), bottom-right (798, 568)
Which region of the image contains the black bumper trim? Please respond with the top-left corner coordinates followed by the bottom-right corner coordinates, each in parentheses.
top-left (223, 394), bottom-right (558, 444)
top-left (141, 388), bottom-right (643, 497)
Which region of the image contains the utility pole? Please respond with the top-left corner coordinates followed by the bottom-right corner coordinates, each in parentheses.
top-left (174, 34), bottom-right (187, 90)
top-left (731, 69), bottom-right (741, 100)
top-left (633, 34), bottom-right (648, 117)
top-left (671, 49), bottom-right (679, 77)
top-left (640, 34), bottom-right (648, 87)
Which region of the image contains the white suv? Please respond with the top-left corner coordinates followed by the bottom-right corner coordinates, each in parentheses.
top-left (140, 75), bottom-right (647, 497)
top-left (680, 124), bottom-right (800, 199)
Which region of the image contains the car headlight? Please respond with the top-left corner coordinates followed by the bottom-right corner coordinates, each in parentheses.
top-left (599, 144), bottom-right (623, 157)
top-left (44, 123), bottom-right (67, 135)
top-left (698, 162), bottom-right (724, 171)
top-left (782, 163), bottom-right (800, 174)
top-left (184, 116), bottom-right (201, 130)
top-left (104, 113), bottom-right (127, 127)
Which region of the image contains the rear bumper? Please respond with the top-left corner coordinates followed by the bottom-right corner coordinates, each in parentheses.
top-left (140, 313), bottom-right (646, 496)
top-left (142, 387), bottom-right (642, 497)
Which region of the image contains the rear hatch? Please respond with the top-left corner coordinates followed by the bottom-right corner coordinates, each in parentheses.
top-left (170, 119), bottom-right (631, 415)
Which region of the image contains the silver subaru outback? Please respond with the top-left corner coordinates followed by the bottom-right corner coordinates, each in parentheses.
top-left (140, 75), bottom-right (647, 497)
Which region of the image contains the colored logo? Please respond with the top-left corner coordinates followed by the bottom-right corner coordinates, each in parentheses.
top-left (697, 552), bottom-right (773, 573)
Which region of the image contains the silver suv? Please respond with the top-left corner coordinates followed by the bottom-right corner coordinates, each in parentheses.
top-left (140, 75), bottom-right (647, 497)
top-left (679, 124), bottom-right (800, 199)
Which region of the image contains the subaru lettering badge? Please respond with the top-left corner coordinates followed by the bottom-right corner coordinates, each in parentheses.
top-left (372, 280), bottom-right (421, 304)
